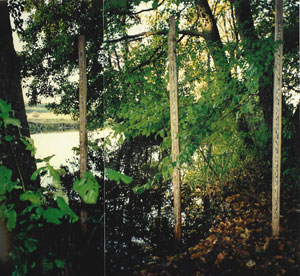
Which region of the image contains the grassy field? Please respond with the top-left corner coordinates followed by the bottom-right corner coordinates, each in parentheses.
top-left (25, 104), bottom-right (75, 124)
top-left (25, 104), bottom-right (78, 133)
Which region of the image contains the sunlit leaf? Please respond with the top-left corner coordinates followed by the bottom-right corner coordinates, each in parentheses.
top-left (31, 166), bottom-right (47, 181)
top-left (105, 169), bottom-right (133, 184)
top-left (20, 191), bottom-right (43, 205)
top-left (43, 154), bottom-right (56, 163)
top-left (3, 117), bottom-right (21, 127)
top-left (20, 137), bottom-right (37, 157)
top-left (73, 172), bottom-right (99, 204)
top-left (56, 197), bottom-right (78, 223)
top-left (48, 165), bottom-right (62, 189)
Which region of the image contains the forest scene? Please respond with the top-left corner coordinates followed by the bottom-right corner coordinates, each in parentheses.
top-left (0, 0), bottom-right (299, 275)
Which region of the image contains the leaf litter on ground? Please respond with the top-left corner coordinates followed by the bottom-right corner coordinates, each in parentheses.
top-left (134, 168), bottom-right (300, 276)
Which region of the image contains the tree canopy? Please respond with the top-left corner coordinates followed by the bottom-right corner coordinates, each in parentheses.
top-left (18, 0), bottom-right (299, 179)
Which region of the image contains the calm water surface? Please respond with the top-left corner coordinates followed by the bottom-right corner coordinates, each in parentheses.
top-left (31, 130), bottom-right (79, 169)
top-left (31, 128), bottom-right (113, 169)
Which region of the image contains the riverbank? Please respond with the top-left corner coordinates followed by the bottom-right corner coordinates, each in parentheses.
top-left (134, 164), bottom-right (300, 276)
top-left (26, 105), bottom-right (78, 133)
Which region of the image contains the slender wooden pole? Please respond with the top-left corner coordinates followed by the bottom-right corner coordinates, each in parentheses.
top-left (78, 35), bottom-right (88, 232)
top-left (168, 15), bottom-right (181, 244)
top-left (272, 0), bottom-right (283, 237)
top-left (78, 35), bottom-right (88, 177)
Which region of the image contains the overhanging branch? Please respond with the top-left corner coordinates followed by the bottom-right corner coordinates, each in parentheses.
top-left (107, 29), bottom-right (204, 44)
top-left (132, 0), bottom-right (166, 15)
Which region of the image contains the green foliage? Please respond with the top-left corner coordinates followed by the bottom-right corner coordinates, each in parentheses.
top-left (0, 97), bottom-right (137, 274)
top-left (132, 177), bottom-right (156, 195)
top-left (105, 168), bottom-right (133, 185)
top-left (42, 208), bottom-right (64, 224)
top-left (54, 259), bottom-right (65, 269)
top-left (0, 99), bottom-right (21, 130)
top-left (20, 191), bottom-right (43, 206)
top-left (56, 196), bottom-right (78, 223)
top-left (0, 166), bottom-right (19, 194)
top-left (73, 171), bottom-right (100, 204)
top-left (20, 137), bottom-right (37, 157)
top-left (0, 99), bottom-right (21, 128)
top-left (0, 166), bottom-right (19, 231)
top-left (1, 205), bottom-right (17, 232)
top-left (0, 98), bottom-right (83, 274)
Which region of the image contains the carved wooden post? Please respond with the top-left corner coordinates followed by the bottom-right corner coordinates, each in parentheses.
top-left (168, 16), bottom-right (181, 244)
top-left (78, 35), bottom-right (88, 232)
top-left (272, 0), bottom-right (283, 237)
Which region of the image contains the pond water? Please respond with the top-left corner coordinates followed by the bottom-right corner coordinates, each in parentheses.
top-left (31, 128), bottom-right (113, 169)
top-left (31, 130), bottom-right (79, 169)
top-left (28, 129), bottom-right (209, 275)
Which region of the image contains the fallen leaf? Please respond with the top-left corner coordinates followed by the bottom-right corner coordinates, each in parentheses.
top-left (141, 269), bottom-right (147, 276)
top-left (279, 243), bottom-right (284, 251)
top-left (245, 259), bottom-right (256, 268)
top-left (217, 252), bottom-right (225, 262)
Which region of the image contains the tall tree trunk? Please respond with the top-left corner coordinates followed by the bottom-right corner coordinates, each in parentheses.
top-left (194, 0), bottom-right (225, 70)
top-left (232, 0), bottom-right (273, 130)
top-left (233, 0), bottom-right (275, 131)
top-left (0, 2), bottom-right (37, 187)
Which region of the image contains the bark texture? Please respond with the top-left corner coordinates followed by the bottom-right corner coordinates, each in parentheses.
top-left (0, 2), bottom-right (37, 186)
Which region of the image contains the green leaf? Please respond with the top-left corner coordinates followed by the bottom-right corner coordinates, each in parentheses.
top-left (152, 0), bottom-right (158, 9)
top-left (133, 185), bottom-right (145, 195)
top-left (111, 0), bottom-right (126, 7)
top-left (3, 117), bottom-right (21, 127)
top-left (31, 166), bottom-right (47, 181)
top-left (48, 165), bottom-right (62, 189)
top-left (20, 137), bottom-right (37, 157)
top-left (55, 259), bottom-right (65, 269)
top-left (20, 191), bottom-right (42, 205)
top-left (105, 169), bottom-right (133, 184)
top-left (4, 135), bottom-right (13, 142)
top-left (43, 154), bottom-right (56, 163)
top-left (132, 179), bottom-right (153, 195)
top-left (41, 257), bottom-right (54, 273)
top-left (0, 99), bottom-right (11, 114)
top-left (73, 172), bottom-right (99, 204)
top-left (53, 190), bottom-right (69, 204)
top-left (6, 209), bottom-right (17, 231)
top-left (0, 166), bottom-right (18, 194)
top-left (36, 206), bottom-right (44, 217)
top-left (56, 197), bottom-right (78, 223)
top-left (24, 238), bottom-right (38, 253)
top-left (43, 208), bottom-right (64, 224)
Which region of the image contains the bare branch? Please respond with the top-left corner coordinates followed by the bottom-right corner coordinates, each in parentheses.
top-left (132, 0), bottom-right (166, 15)
top-left (107, 31), bottom-right (167, 43)
top-left (130, 41), bottom-right (167, 73)
top-left (107, 29), bottom-right (204, 44)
